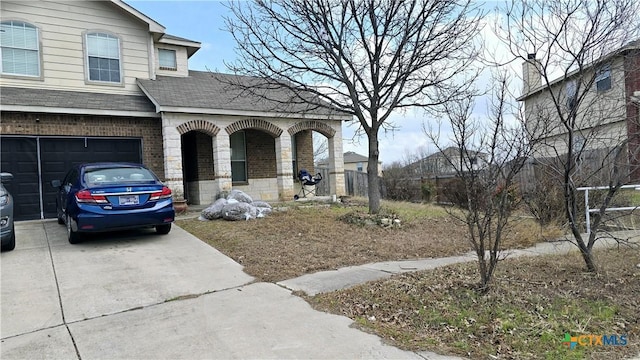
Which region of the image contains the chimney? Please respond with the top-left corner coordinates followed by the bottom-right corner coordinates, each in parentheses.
top-left (522, 53), bottom-right (542, 96)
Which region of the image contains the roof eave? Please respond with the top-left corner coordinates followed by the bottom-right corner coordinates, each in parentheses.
top-left (111, 0), bottom-right (165, 33)
top-left (158, 37), bottom-right (201, 58)
top-left (518, 41), bottom-right (639, 101)
top-left (1, 104), bottom-right (159, 118)
top-left (155, 105), bottom-right (352, 120)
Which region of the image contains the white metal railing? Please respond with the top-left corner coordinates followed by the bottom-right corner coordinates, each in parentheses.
top-left (577, 184), bottom-right (640, 236)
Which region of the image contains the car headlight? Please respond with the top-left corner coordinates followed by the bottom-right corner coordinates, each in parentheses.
top-left (0, 195), bottom-right (8, 207)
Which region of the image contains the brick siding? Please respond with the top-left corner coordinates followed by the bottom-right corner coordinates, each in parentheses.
top-left (246, 129), bottom-right (277, 178)
top-left (295, 130), bottom-right (314, 174)
top-left (0, 112), bottom-right (165, 178)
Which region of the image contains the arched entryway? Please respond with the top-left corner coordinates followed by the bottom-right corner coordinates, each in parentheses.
top-left (177, 120), bottom-right (220, 204)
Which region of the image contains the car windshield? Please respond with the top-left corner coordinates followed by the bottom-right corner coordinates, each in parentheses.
top-left (84, 167), bottom-right (156, 186)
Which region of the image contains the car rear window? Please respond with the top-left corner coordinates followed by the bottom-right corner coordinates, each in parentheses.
top-left (84, 167), bottom-right (156, 186)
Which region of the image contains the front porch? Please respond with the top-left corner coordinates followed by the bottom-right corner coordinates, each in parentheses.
top-left (161, 115), bottom-right (347, 204)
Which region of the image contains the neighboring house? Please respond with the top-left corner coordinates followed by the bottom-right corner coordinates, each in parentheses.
top-left (0, 0), bottom-right (349, 221)
top-left (317, 151), bottom-right (382, 176)
top-left (518, 41), bottom-right (640, 169)
top-left (404, 147), bottom-right (488, 176)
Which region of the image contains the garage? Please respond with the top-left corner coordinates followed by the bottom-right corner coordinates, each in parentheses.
top-left (0, 136), bottom-right (142, 221)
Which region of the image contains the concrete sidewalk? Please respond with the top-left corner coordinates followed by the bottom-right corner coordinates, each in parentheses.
top-left (279, 231), bottom-right (640, 295)
top-left (1, 220), bottom-right (463, 360)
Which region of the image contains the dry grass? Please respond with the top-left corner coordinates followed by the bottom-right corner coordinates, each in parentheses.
top-left (177, 201), bottom-right (468, 282)
top-left (309, 248), bottom-right (640, 359)
top-left (176, 200), bottom-right (561, 282)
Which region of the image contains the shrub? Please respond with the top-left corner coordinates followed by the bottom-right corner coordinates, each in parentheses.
top-left (421, 181), bottom-right (435, 202)
top-left (522, 169), bottom-right (565, 226)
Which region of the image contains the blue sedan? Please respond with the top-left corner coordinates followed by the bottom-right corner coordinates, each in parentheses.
top-left (52, 163), bottom-right (175, 244)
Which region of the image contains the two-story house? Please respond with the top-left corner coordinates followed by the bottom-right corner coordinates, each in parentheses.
top-left (317, 151), bottom-right (383, 176)
top-left (0, 0), bottom-right (349, 221)
top-left (518, 40), bottom-right (640, 179)
top-left (405, 147), bottom-right (488, 177)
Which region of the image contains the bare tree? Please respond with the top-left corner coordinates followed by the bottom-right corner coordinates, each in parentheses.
top-left (313, 132), bottom-right (328, 163)
top-left (495, 0), bottom-right (640, 272)
top-left (224, 0), bottom-right (484, 213)
top-left (427, 73), bottom-right (532, 292)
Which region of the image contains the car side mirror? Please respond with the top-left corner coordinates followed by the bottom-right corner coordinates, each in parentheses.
top-left (51, 179), bottom-right (61, 188)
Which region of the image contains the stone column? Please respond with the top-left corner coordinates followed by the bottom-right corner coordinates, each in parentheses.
top-left (212, 132), bottom-right (232, 199)
top-left (161, 117), bottom-right (184, 195)
top-left (275, 132), bottom-right (295, 200)
top-left (328, 123), bottom-right (346, 196)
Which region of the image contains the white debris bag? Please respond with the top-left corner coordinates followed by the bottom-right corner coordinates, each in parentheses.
top-left (222, 202), bottom-right (256, 221)
top-left (201, 198), bottom-right (228, 220)
top-left (252, 200), bottom-right (273, 218)
top-left (200, 193), bottom-right (273, 221)
top-left (227, 190), bottom-right (253, 204)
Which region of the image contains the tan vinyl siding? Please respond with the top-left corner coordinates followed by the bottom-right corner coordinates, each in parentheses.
top-left (0, 0), bottom-right (152, 95)
top-left (524, 56), bottom-right (628, 157)
top-left (155, 45), bottom-right (189, 77)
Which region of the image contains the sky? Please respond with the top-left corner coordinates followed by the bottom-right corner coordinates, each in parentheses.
top-left (126, 0), bottom-right (513, 167)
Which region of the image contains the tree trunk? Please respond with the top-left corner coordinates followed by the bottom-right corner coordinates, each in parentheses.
top-left (367, 135), bottom-right (381, 214)
top-left (580, 247), bottom-right (598, 272)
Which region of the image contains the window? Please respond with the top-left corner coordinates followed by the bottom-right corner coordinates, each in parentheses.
top-left (566, 80), bottom-right (577, 110)
top-left (572, 134), bottom-right (585, 154)
top-left (356, 162), bottom-right (363, 172)
top-left (158, 49), bottom-right (176, 70)
top-left (0, 20), bottom-right (40, 77)
top-left (86, 32), bottom-right (121, 83)
top-left (230, 131), bottom-right (247, 182)
top-left (595, 64), bottom-right (611, 92)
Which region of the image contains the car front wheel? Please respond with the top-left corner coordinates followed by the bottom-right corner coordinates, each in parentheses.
top-left (56, 203), bottom-right (64, 225)
top-left (66, 215), bottom-right (82, 244)
top-left (156, 224), bottom-right (171, 235)
top-left (1, 230), bottom-right (15, 251)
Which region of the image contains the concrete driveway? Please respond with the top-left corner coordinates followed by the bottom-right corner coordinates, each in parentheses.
top-left (1, 220), bottom-right (421, 359)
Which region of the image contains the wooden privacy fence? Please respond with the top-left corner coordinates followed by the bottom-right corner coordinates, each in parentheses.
top-left (380, 148), bottom-right (630, 204)
top-left (315, 168), bottom-right (385, 198)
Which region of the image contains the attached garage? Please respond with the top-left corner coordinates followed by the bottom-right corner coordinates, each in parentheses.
top-left (0, 136), bottom-right (142, 221)
top-left (0, 88), bottom-right (165, 221)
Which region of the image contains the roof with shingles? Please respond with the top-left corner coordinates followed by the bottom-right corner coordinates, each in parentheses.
top-left (0, 86), bottom-right (156, 112)
top-left (137, 70), bottom-right (351, 117)
top-left (343, 151), bottom-right (369, 163)
top-left (161, 33), bottom-right (200, 44)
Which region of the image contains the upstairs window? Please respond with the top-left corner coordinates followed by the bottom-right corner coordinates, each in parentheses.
top-left (357, 162), bottom-right (363, 172)
top-left (86, 32), bottom-right (121, 83)
top-left (158, 49), bottom-right (176, 70)
top-left (0, 20), bottom-right (40, 77)
top-left (595, 64), bottom-right (611, 92)
top-left (565, 80), bottom-right (577, 111)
